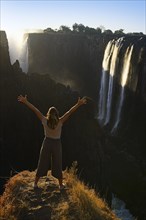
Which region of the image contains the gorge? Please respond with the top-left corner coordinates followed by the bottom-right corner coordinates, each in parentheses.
top-left (0, 30), bottom-right (146, 219)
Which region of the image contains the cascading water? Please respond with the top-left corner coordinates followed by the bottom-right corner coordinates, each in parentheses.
top-left (112, 195), bottom-right (135, 220)
top-left (98, 40), bottom-right (115, 122)
top-left (98, 37), bottom-right (144, 132)
top-left (98, 37), bottom-right (125, 126)
top-left (19, 33), bottom-right (29, 73)
top-left (104, 38), bottom-right (124, 125)
top-left (111, 45), bottom-right (134, 132)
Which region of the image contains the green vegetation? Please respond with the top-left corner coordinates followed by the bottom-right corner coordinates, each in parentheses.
top-left (44, 23), bottom-right (144, 36)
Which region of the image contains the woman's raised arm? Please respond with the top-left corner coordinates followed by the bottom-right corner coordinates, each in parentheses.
top-left (60, 97), bottom-right (87, 123)
top-left (18, 95), bottom-right (43, 121)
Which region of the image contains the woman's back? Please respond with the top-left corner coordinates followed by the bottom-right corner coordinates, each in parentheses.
top-left (42, 117), bottom-right (63, 139)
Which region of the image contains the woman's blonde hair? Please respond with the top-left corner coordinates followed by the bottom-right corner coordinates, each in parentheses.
top-left (46, 107), bottom-right (59, 129)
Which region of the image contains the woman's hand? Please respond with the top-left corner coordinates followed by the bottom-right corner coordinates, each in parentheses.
top-left (17, 95), bottom-right (28, 104)
top-left (77, 97), bottom-right (87, 106)
top-left (17, 95), bottom-right (43, 120)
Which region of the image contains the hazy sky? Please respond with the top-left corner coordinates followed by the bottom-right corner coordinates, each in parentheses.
top-left (1, 0), bottom-right (146, 34)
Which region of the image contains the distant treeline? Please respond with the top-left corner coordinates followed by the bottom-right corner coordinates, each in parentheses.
top-left (44, 23), bottom-right (144, 36)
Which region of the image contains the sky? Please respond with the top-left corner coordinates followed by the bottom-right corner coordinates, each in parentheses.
top-left (0, 0), bottom-right (146, 34)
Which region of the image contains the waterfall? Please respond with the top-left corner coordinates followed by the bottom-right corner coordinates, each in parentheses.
top-left (97, 36), bottom-right (145, 132)
top-left (98, 37), bottom-right (125, 126)
top-left (19, 33), bottom-right (29, 73)
top-left (112, 195), bottom-right (135, 220)
top-left (104, 40), bottom-right (121, 125)
top-left (111, 45), bottom-right (134, 132)
top-left (98, 40), bottom-right (115, 122)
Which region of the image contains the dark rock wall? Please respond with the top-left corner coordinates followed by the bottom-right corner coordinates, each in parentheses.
top-left (28, 33), bottom-right (113, 99)
top-left (0, 31), bottom-right (12, 76)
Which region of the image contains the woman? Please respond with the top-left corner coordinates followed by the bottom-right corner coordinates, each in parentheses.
top-left (17, 95), bottom-right (87, 189)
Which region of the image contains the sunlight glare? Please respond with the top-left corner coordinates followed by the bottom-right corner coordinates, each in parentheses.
top-left (6, 29), bottom-right (26, 64)
top-left (5, 28), bottom-right (43, 72)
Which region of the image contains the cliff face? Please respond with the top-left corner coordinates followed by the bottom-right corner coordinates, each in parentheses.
top-left (0, 31), bottom-right (12, 76)
top-left (28, 33), bottom-right (113, 98)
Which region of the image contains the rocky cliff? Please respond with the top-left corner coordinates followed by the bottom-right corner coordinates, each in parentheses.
top-left (0, 165), bottom-right (119, 220)
top-left (0, 31), bottom-right (12, 76)
top-left (28, 33), bottom-right (113, 98)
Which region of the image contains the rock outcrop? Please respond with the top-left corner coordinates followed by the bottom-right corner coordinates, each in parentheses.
top-left (0, 166), bottom-right (119, 220)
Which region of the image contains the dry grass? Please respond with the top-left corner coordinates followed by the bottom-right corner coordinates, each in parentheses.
top-left (61, 161), bottom-right (119, 220)
top-left (0, 163), bottom-right (120, 220)
top-left (0, 171), bottom-right (33, 220)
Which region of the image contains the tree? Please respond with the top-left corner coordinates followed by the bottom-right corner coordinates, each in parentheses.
top-left (104, 29), bottom-right (113, 34)
top-left (72, 23), bottom-right (85, 33)
top-left (72, 23), bottom-right (78, 32)
top-left (59, 25), bottom-right (71, 33)
top-left (96, 28), bottom-right (102, 34)
top-left (84, 26), bottom-right (98, 35)
top-left (114, 29), bottom-right (124, 35)
top-left (131, 32), bottom-right (144, 36)
top-left (78, 24), bottom-right (85, 33)
top-left (44, 27), bottom-right (55, 33)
